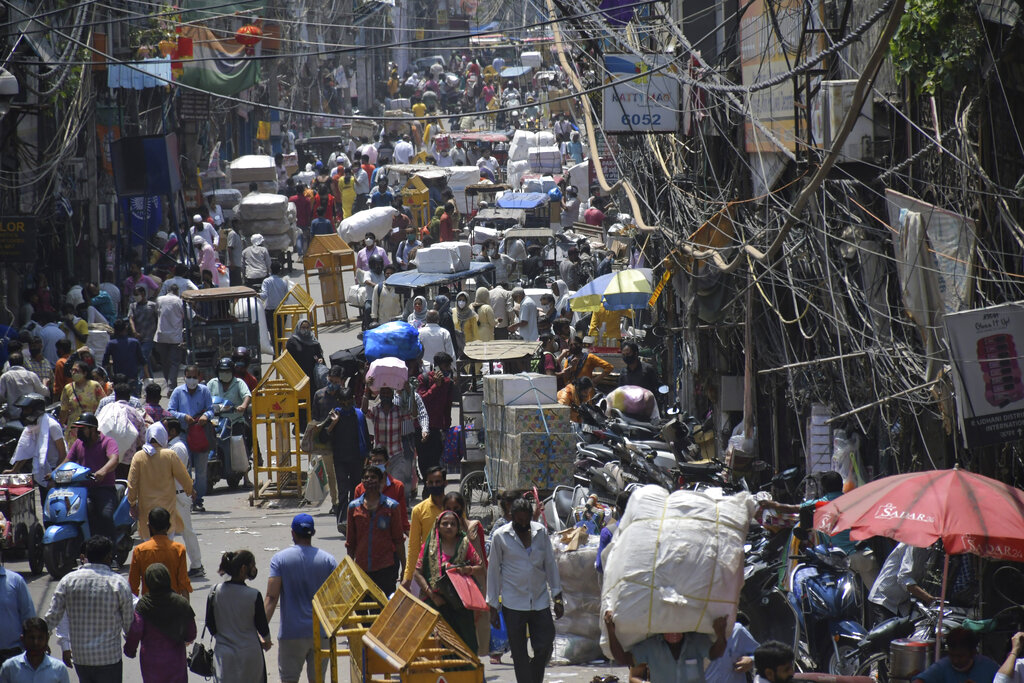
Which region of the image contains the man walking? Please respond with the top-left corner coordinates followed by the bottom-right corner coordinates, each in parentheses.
top-left (417, 311), bottom-right (455, 362)
top-left (128, 286), bottom-right (158, 379)
top-left (243, 234), bottom-right (273, 289)
top-left (127, 507), bottom-right (191, 597)
top-left (168, 365), bottom-right (213, 512)
top-left (487, 498), bottom-right (563, 683)
top-left (221, 219), bottom-right (245, 286)
top-left (259, 262), bottom-right (289, 347)
top-left (311, 371), bottom-right (369, 518)
top-left (345, 465), bottom-right (404, 595)
top-left (165, 418), bottom-right (203, 576)
top-left (265, 515), bottom-right (338, 683)
top-left (154, 284), bottom-right (185, 394)
top-left (0, 353), bottom-right (45, 415)
top-left (126, 421), bottom-right (195, 559)
top-left (0, 618), bottom-right (69, 683)
top-left (45, 536), bottom-right (133, 683)
top-left (102, 320), bottom-right (145, 393)
top-left (416, 352), bottom-right (454, 479)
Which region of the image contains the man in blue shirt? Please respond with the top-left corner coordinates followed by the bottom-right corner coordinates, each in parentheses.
top-left (259, 262), bottom-right (290, 348)
top-left (264, 514), bottom-right (338, 683)
top-left (0, 618), bottom-right (68, 683)
top-left (0, 567), bottom-right (34, 663)
top-left (206, 357), bottom-right (252, 488)
top-left (169, 365), bottom-right (214, 512)
top-left (369, 178), bottom-right (394, 209)
top-left (605, 610), bottom-right (728, 683)
top-left (102, 319), bottom-right (145, 393)
top-left (914, 627), bottom-right (999, 683)
top-left (309, 206), bottom-right (334, 237)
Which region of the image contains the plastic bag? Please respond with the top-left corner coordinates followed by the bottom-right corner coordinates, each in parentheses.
top-left (347, 284), bottom-right (367, 307)
top-left (831, 430), bottom-right (863, 491)
top-left (97, 403), bottom-right (140, 461)
top-left (363, 321), bottom-right (423, 361)
top-left (605, 385), bottom-right (657, 421)
top-left (229, 436), bottom-right (248, 473)
top-left (550, 634), bottom-right (603, 666)
top-left (303, 455), bottom-right (327, 506)
top-left (489, 610), bottom-right (509, 654)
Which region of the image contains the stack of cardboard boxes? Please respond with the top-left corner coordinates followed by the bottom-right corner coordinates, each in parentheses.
top-left (483, 374), bottom-right (576, 490)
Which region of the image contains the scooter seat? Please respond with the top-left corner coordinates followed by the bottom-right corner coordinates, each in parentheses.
top-left (579, 444), bottom-right (616, 460)
top-left (677, 460), bottom-right (721, 476)
top-left (634, 440), bottom-right (673, 451)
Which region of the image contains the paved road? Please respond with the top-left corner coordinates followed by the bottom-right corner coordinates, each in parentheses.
top-left (15, 266), bottom-right (622, 683)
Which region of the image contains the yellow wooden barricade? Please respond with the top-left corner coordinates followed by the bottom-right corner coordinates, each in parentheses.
top-left (361, 587), bottom-right (482, 683)
top-left (273, 284), bottom-right (318, 355)
top-left (250, 352), bottom-right (309, 502)
top-left (312, 557), bottom-right (390, 683)
top-left (303, 234), bottom-right (357, 326)
top-left (401, 175), bottom-right (430, 229)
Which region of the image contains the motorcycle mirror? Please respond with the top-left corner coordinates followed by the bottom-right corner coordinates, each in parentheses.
top-left (666, 406), bottom-right (681, 416)
top-left (781, 467), bottom-right (799, 478)
top-left (657, 384), bottom-right (670, 395)
top-left (751, 460), bottom-right (770, 471)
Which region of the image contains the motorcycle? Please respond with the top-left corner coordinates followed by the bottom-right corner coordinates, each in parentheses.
top-left (208, 396), bottom-right (250, 490)
top-left (43, 462), bottom-right (135, 578)
top-left (786, 544), bottom-right (867, 673)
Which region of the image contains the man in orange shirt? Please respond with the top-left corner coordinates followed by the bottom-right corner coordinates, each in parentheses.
top-left (557, 376), bottom-right (595, 423)
top-left (52, 339), bottom-right (73, 397)
top-left (128, 507), bottom-right (191, 597)
top-left (557, 337), bottom-right (613, 387)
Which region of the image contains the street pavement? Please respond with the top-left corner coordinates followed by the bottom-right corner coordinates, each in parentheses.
top-left (15, 265), bottom-right (622, 683)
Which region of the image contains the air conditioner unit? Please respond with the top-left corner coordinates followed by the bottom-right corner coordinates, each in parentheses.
top-left (811, 79), bottom-right (874, 161)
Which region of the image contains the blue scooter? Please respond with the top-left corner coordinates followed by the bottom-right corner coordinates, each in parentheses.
top-left (43, 462), bottom-right (135, 579)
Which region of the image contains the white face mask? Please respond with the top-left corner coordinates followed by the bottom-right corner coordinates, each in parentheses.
top-left (185, 377), bottom-right (199, 390)
top-left (365, 238), bottom-right (374, 247)
top-left (457, 300), bottom-right (467, 309)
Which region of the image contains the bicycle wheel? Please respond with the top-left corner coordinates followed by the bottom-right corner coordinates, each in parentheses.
top-left (856, 651), bottom-right (889, 683)
top-left (460, 470), bottom-right (493, 520)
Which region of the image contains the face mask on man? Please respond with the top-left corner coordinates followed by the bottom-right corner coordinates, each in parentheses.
top-left (374, 463), bottom-right (388, 474)
top-left (219, 371), bottom-right (234, 384)
top-left (424, 485), bottom-right (445, 496)
top-left (512, 520), bottom-right (531, 534)
top-left (365, 237), bottom-right (375, 247)
top-left (457, 300), bottom-right (467, 309)
top-left (185, 377), bottom-right (200, 390)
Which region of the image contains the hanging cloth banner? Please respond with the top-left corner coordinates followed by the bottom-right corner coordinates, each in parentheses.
top-left (648, 267), bottom-right (673, 307)
top-left (176, 24), bottom-right (260, 97)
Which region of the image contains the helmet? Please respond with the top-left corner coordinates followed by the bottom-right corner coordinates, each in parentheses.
top-left (217, 357), bottom-right (234, 372)
top-left (73, 413), bottom-right (99, 429)
top-left (15, 393), bottom-right (46, 423)
top-left (232, 346), bottom-right (252, 365)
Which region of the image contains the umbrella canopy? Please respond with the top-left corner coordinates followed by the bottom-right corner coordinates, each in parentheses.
top-left (813, 468), bottom-right (1024, 563)
top-left (570, 268), bottom-right (654, 312)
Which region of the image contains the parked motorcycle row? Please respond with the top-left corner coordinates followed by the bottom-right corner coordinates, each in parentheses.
top-left (532, 391), bottom-right (1024, 678)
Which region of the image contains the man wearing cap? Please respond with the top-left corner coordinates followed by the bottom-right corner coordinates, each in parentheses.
top-left (189, 214), bottom-right (219, 249)
top-left (265, 514), bottom-right (338, 683)
top-left (58, 413), bottom-right (120, 545)
top-left (243, 234), bottom-right (273, 289)
top-left (192, 236), bottom-right (218, 283)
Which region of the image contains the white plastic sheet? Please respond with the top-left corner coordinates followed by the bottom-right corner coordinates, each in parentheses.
top-left (338, 206), bottom-right (399, 243)
top-left (600, 486), bottom-right (756, 655)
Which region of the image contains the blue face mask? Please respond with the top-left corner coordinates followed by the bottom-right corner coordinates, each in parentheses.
top-left (375, 463), bottom-right (387, 474)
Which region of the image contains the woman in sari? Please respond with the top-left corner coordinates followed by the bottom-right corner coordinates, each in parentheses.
top-left (444, 492), bottom-right (490, 656)
top-left (412, 509), bottom-right (484, 652)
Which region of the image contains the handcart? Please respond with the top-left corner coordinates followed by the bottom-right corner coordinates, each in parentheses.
top-left (0, 473), bottom-right (44, 574)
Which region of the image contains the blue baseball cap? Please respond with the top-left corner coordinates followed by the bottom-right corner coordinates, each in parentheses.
top-left (291, 513), bottom-right (315, 536)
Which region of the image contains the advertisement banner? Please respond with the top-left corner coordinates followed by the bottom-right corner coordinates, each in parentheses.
top-left (739, 0), bottom-right (823, 153)
top-left (0, 217), bottom-right (37, 263)
top-left (945, 302), bottom-right (1024, 448)
top-left (602, 54), bottom-right (679, 134)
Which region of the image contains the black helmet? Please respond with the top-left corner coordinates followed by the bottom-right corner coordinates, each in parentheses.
top-left (232, 346), bottom-right (251, 364)
top-left (15, 393), bottom-right (46, 423)
top-left (217, 357), bottom-right (234, 372)
top-left (73, 412), bottom-right (99, 429)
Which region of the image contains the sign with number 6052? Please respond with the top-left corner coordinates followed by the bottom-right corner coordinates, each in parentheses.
top-left (0, 217), bottom-right (37, 262)
top-left (603, 54), bottom-right (680, 134)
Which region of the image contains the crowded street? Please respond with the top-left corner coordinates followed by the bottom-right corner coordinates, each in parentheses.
top-left (4, 1), bottom-right (1024, 683)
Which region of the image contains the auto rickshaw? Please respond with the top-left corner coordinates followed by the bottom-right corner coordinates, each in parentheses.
top-left (182, 287), bottom-right (264, 381)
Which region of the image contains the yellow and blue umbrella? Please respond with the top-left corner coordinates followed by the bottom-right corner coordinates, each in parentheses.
top-left (569, 268), bottom-right (654, 312)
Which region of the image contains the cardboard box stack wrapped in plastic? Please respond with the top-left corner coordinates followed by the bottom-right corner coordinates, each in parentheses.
top-left (483, 374), bottom-right (574, 490)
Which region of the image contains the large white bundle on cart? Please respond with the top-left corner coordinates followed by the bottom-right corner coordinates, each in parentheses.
top-left (508, 130), bottom-right (538, 162)
top-left (600, 486), bottom-right (756, 656)
top-left (236, 193), bottom-right (290, 222)
top-left (529, 146), bottom-right (562, 174)
top-left (506, 160), bottom-right (530, 189)
top-left (337, 206), bottom-right (398, 243)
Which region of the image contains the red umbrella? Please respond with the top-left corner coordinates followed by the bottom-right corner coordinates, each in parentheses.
top-left (813, 467), bottom-right (1024, 656)
top-left (813, 467), bottom-right (1024, 561)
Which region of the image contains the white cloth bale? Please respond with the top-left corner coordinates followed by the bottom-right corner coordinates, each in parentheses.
top-left (509, 130), bottom-right (538, 162)
top-left (528, 146), bottom-right (562, 174)
top-left (237, 193), bottom-right (290, 222)
top-left (414, 246), bottom-right (457, 273)
top-left (536, 130), bottom-right (556, 147)
top-left (600, 486), bottom-right (756, 655)
top-left (506, 160), bottom-right (530, 189)
top-left (337, 207), bottom-right (398, 243)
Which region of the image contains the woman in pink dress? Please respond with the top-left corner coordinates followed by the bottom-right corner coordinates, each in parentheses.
top-left (124, 563), bottom-right (197, 683)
